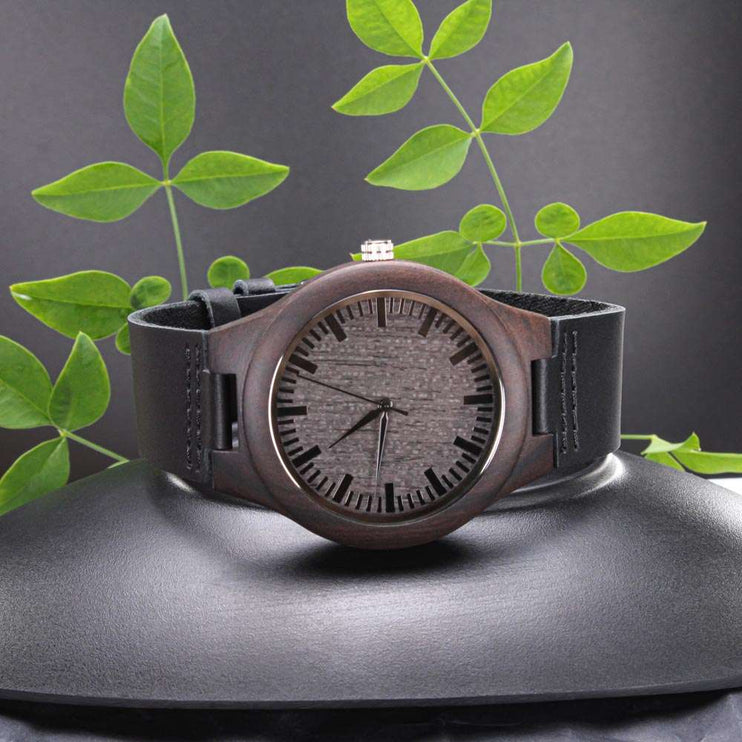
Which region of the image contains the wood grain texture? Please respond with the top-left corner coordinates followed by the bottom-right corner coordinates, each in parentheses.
top-left (272, 291), bottom-right (501, 522)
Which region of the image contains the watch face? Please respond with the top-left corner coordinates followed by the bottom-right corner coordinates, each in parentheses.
top-left (270, 290), bottom-right (503, 523)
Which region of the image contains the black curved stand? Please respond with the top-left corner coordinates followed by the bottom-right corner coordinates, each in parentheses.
top-left (0, 452), bottom-right (740, 708)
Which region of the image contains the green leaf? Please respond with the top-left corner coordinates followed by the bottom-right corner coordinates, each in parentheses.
top-left (32, 162), bottom-right (161, 222)
top-left (0, 337), bottom-right (52, 429)
top-left (173, 151), bottom-right (289, 209)
top-left (0, 438), bottom-right (69, 517)
top-left (207, 256), bottom-right (250, 288)
top-left (455, 245), bottom-right (491, 286)
top-left (535, 202), bottom-right (580, 238)
top-left (429, 0), bottom-right (492, 60)
top-left (638, 432), bottom-right (742, 474)
top-left (673, 450), bottom-right (742, 475)
top-left (566, 212), bottom-right (706, 272)
top-left (266, 266), bottom-right (322, 285)
top-left (367, 125), bottom-right (472, 190)
top-left (541, 243), bottom-right (587, 295)
top-left (481, 42), bottom-right (573, 135)
top-left (124, 14), bottom-right (195, 164)
top-left (346, 0), bottom-right (424, 57)
top-left (115, 325), bottom-right (131, 355)
top-left (645, 452), bottom-right (684, 471)
top-left (129, 276), bottom-right (172, 310)
top-left (354, 231), bottom-right (475, 275)
top-left (333, 63), bottom-right (423, 116)
top-left (459, 204), bottom-right (506, 242)
top-left (641, 433), bottom-right (700, 455)
top-left (10, 271), bottom-right (131, 340)
top-left (48, 333), bottom-right (110, 432)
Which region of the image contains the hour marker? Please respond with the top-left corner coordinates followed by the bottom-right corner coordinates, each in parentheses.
top-left (424, 468), bottom-right (446, 497)
top-left (326, 314), bottom-right (347, 342)
top-left (454, 436), bottom-right (483, 457)
top-left (276, 405), bottom-right (307, 418)
top-left (418, 307), bottom-right (437, 337)
top-left (384, 482), bottom-right (395, 513)
top-left (450, 342), bottom-right (478, 366)
top-left (292, 445), bottom-right (321, 468)
top-left (376, 297), bottom-right (387, 328)
top-left (464, 393), bottom-right (493, 406)
top-left (289, 354), bottom-right (317, 375)
top-left (333, 473), bottom-right (353, 503)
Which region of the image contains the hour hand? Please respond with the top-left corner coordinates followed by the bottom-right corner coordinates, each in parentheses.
top-left (328, 407), bottom-right (383, 450)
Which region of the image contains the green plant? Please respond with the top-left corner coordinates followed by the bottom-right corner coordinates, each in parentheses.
top-left (336, 0), bottom-right (705, 294)
top-left (31, 14), bottom-right (290, 302)
top-left (0, 333), bottom-right (123, 516)
top-left (621, 434), bottom-right (742, 474)
top-left (337, 0), bottom-right (742, 472)
top-left (0, 14), bottom-right (317, 511)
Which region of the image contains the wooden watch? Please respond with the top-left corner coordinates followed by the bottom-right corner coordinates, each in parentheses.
top-left (128, 245), bottom-right (624, 549)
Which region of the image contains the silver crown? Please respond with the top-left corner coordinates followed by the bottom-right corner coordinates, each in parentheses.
top-left (360, 239), bottom-right (395, 262)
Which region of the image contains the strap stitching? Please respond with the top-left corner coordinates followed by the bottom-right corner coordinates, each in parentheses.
top-left (559, 336), bottom-right (568, 455)
top-left (185, 343), bottom-right (192, 471)
top-left (195, 344), bottom-right (203, 472)
top-left (571, 330), bottom-right (580, 452)
top-left (559, 330), bottom-right (581, 456)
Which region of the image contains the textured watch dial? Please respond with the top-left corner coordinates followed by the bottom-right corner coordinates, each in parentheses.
top-left (270, 291), bottom-right (502, 522)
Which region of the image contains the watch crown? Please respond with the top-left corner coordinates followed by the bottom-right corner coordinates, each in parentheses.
top-left (360, 240), bottom-right (395, 262)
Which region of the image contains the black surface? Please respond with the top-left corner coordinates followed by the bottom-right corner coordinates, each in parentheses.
top-left (0, 452), bottom-right (740, 708)
top-left (2, 0), bottom-right (741, 481)
top-left (1, 690), bottom-right (741, 741)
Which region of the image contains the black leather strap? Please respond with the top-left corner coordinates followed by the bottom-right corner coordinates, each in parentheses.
top-left (129, 280), bottom-right (623, 484)
top-left (479, 290), bottom-right (624, 472)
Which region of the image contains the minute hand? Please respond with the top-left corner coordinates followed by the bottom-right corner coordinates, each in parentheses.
top-left (295, 373), bottom-right (408, 416)
top-left (328, 407), bottom-right (383, 450)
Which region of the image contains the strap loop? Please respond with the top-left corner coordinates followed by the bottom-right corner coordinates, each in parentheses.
top-left (188, 288), bottom-right (241, 329)
top-left (234, 277), bottom-right (276, 296)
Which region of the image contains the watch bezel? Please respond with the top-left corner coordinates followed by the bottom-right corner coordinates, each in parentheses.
top-left (241, 260), bottom-right (542, 549)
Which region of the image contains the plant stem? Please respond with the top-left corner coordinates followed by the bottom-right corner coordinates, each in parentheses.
top-left (520, 238), bottom-right (554, 247)
top-left (620, 434), bottom-right (654, 441)
top-left (62, 431), bottom-right (128, 463)
top-left (486, 238), bottom-right (554, 248)
top-left (162, 163), bottom-right (189, 300)
top-left (514, 244), bottom-right (523, 291)
top-left (424, 58), bottom-right (524, 290)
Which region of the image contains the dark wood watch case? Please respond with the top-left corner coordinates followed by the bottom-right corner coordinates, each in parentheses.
top-left (208, 261), bottom-right (555, 549)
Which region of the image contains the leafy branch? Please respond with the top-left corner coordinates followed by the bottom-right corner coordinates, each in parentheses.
top-left (0, 334), bottom-right (122, 516)
top-left (31, 15), bottom-right (291, 302)
top-left (337, 0), bottom-right (742, 475)
top-left (335, 0), bottom-right (706, 294)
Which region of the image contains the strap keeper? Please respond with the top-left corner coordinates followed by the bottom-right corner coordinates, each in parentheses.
top-left (233, 277), bottom-right (276, 296)
top-left (188, 288), bottom-right (241, 329)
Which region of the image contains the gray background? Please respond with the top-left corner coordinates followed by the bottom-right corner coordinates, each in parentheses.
top-left (1, 0), bottom-right (740, 480)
